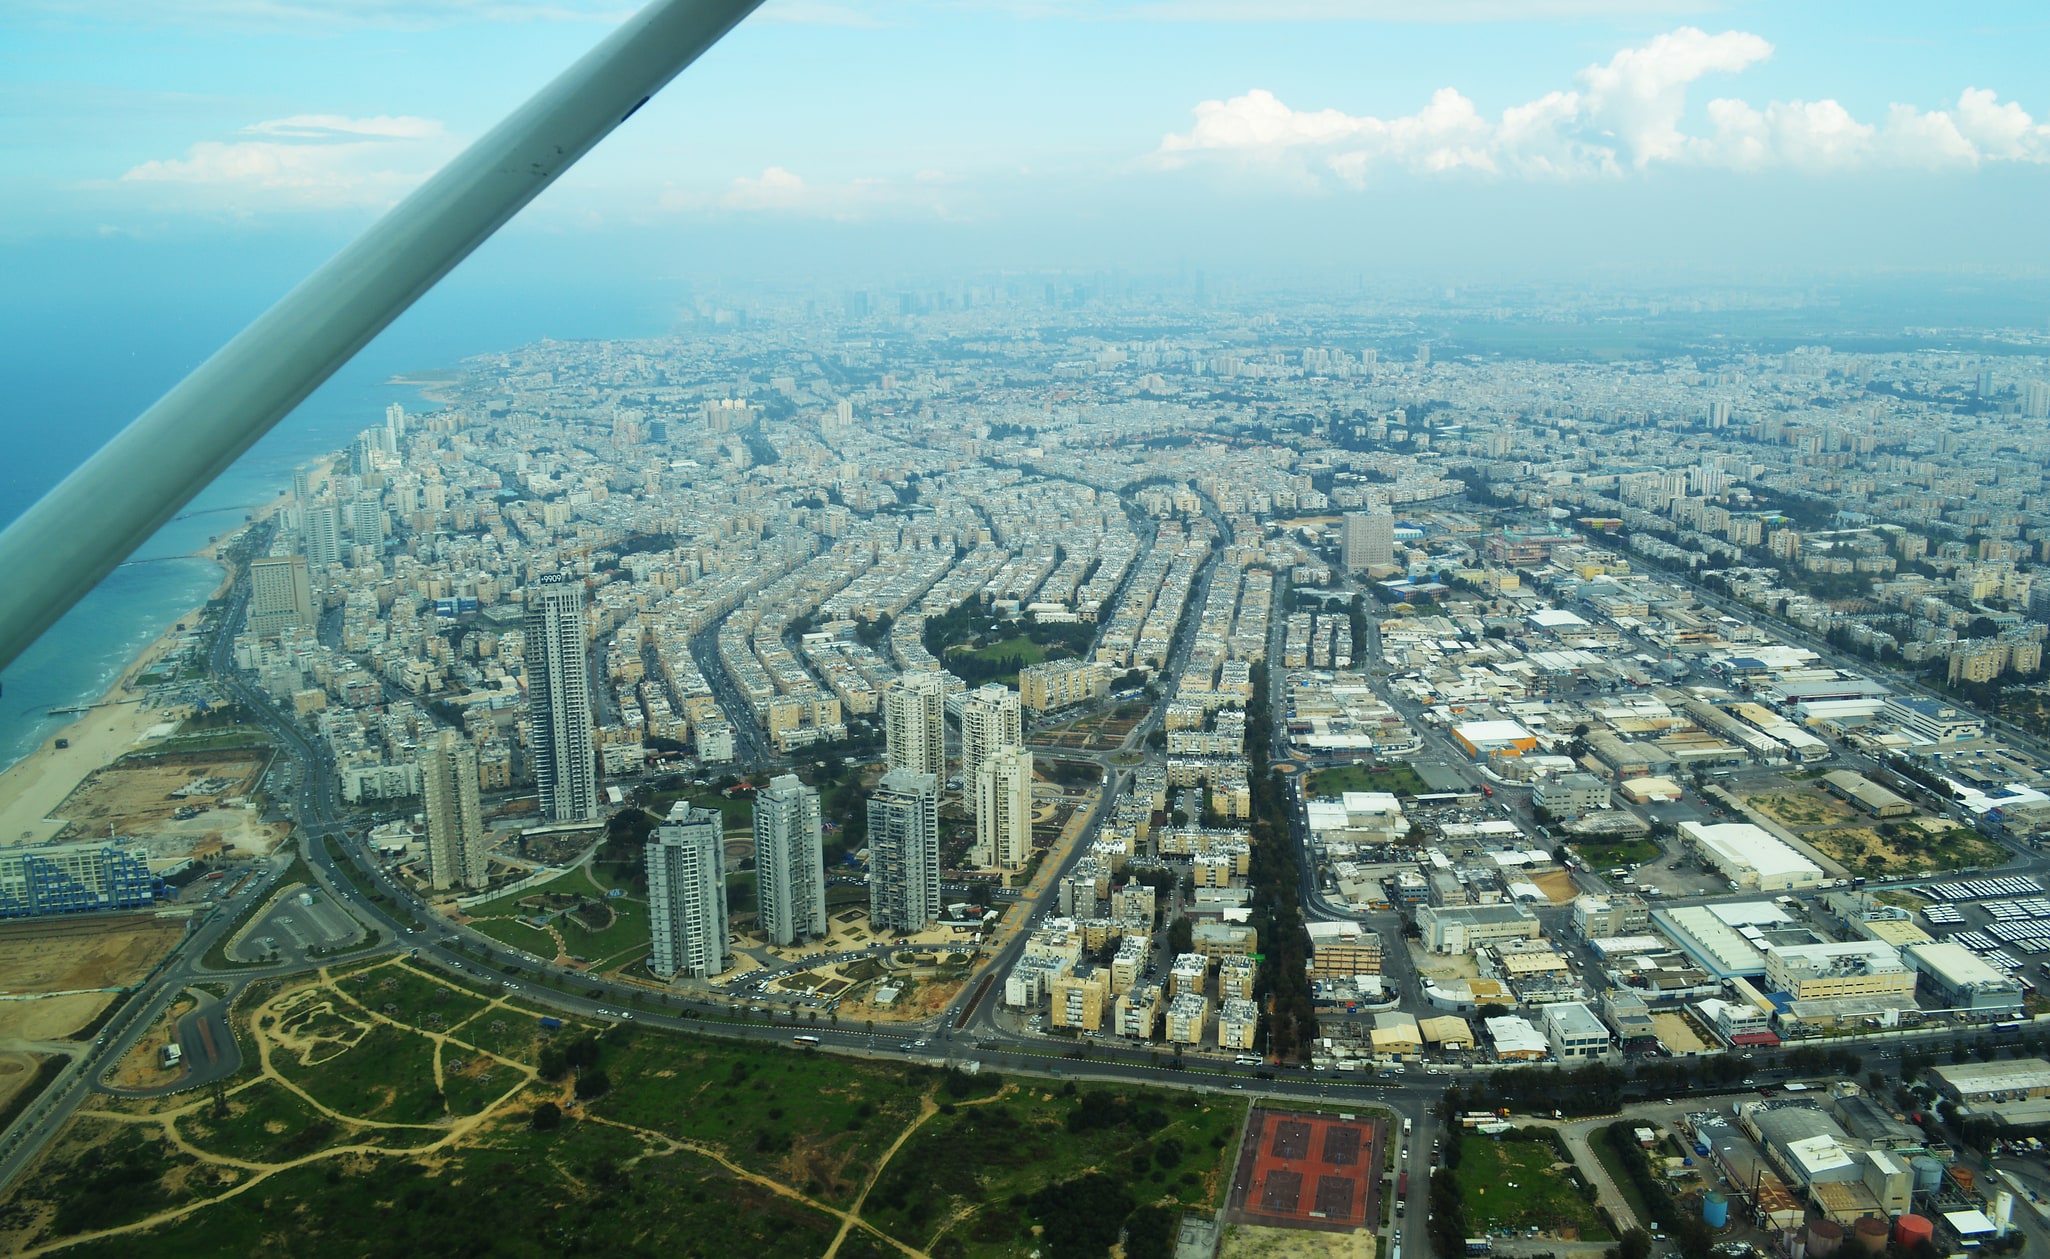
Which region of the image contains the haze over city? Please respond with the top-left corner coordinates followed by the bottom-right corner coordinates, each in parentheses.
top-left (1, 3), bottom-right (2049, 1259)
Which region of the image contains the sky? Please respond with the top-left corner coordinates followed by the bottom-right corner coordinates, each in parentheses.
top-left (4, 1), bottom-right (2050, 295)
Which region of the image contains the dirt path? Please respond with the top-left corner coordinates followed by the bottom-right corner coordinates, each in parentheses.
top-left (10, 960), bottom-right (948, 1258)
top-left (824, 1082), bottom-right (1021, 1259)
top-left (583, 1111), bottom-right (927, 1259)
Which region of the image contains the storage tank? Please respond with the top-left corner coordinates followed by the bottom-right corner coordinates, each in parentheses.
top-left (1851, 1216), bottom-right (1889, 1254)
top-left (1894, 1215), bottom-right (1933, 1249)
top-left (1910, 1156), bottom-right (1944, 1196)
top-left (1951, 1166), bottom-right (1977, 1195)
top-left (1702, 1193), bottom-right (1730, 1228)
top-left (1806, 1219), bottom-right (1843, 1258)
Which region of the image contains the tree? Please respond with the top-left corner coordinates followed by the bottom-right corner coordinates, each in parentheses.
top-left (530, 1101), bottom-right (563, 1131)
top-left (574, 1068), bottom-right (611, 1100)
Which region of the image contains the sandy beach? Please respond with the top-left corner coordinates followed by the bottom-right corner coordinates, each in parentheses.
top-left (0, 625), bottom-right (199, 846)
top-left (0, 493), bottom-right (284, 849)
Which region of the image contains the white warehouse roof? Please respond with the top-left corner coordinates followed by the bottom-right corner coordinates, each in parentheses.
top-left (1682, 821), bottom-right (1824, 886)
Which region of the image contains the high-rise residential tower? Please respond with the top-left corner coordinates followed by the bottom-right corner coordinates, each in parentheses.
top-left (1341, 509), bottom-right (1394, 571)
top-left (525, 574), bottom-right (598, 822)
top-left (867, 768), bottom-right (939, 933)
top-left (974, 744), bottom-right (1034, 871)
top-left (303, 500), bottom-right (343, 569)
top-left (882, 671), bottom-right (947, 779)
top-left (247, 555), bottom-right (315, 637)
top-left (754, 773), bottom-right (826, 947)
top-left (647, 803), bottom-right (728, 979)
top-left (419, 731), bottom-right (488, 890)
top-left (959, 682), bottom-right (1022, 813)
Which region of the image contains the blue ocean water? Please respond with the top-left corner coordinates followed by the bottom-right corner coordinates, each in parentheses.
top-left (0, 238), bottom-right (682, 773)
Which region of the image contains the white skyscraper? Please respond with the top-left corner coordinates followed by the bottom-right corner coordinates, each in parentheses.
top-left (868, 768), bottom-right (939, 933)
top-left (959, 683), bottom-right (1022, 812)
top-left (2027, 381), bottom-right (2050, 421)
top-left (1341, 509), bottom-right (1394, 571)
top-left (647, 803), bottom-right (728, 979)
top-left (754, 773), bottom-right (827, 947)
top-left (882, 671), bottom-right (947, 779)
top-left (385, 402), bottom-right (407, 446)
top-left (303, 500), bottom-right (343, 569)
top-left (419, 731), bottom-right (488, 890)
top-left (247, 555), bottom-right (314, 637)
top-left (525, 575), bottom-right (598, 822)
top-left (974, 744), bottom-right (1034, 871)
top-left (349, 494), bottom-right (386, 545)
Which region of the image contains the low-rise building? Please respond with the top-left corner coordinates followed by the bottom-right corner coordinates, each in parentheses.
top-left (1820, 771), bottom-right (1913, 819)
top-left (1903, 941), bottom-right (2027, 1014)
top-left (1168, 951), bottom-right (1208, 998)
top-left (1191, 921), bottom-right (1257, 962)
top-left (1762, 941), bottom-right (1915, 1003)
top-left (1682, 821), bottom-right (1826, 892)
top-left (1485, 1015), bottom-right (1550, 1060)
top-left (1930, 1058), bottom-right (2050, 1106)
top-left (1417, 902), bottom-right (1541, 954)
top-left (1049, 966), bottom-right (1111, 1032)
top-left (1115, 984), bottom-right (1163, 1039)
top-left (1419, 1015), bottom-right (1474, 1051)
top-left (1110, 935), bottom-right (1150, 994)
top-left (1218, 998), bottom-right (1260, 1050)
top-left (1573, 893), bottom-right (1649, 939)
top-left (1166, 992), bottom-right (1209, 1045)
top-left (1540, 1001), bottom-right (1612, 1063)
top-left (1535, 772), bottom-right (1611, 818)
top-left (1218, 954), bottom-right (1256, 1001)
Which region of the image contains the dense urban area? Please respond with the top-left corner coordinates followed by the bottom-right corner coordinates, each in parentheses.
top-left (7, 288), bottom-right (2050, 1259)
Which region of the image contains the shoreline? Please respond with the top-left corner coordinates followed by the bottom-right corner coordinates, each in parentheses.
top-left (0, 489), bottom-right (290, 848)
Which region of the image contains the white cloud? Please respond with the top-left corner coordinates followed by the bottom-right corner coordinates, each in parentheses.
top-left (1575, 27), bottom-right (1772, 167)
top-left (1158, 27), bottom-right (2050, 185)
top-left (657, 165), bottom-right (970, 220)
top-left (721, 165), bottom-right (810, 209)
top-left (239, 114), bottom-right (446, 140)
top-left (118, 113), bottom-right (451, 208)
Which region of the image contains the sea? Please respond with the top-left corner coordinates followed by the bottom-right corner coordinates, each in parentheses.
top-left (0, 251), bottom-right (681, 774)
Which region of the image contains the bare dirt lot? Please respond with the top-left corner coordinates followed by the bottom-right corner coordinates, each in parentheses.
top-left (52, 754), bottom-right (265, 841)
top-left (0, 915), bottom-right (187, 1000)
top-left (108, 995), bottom-right (196, 1090)
top-left (0, 992), bottom-right (114, 1044)
top-left (1033, 708), bottom-right (1146, 751)
top-left (1221, 1222), bottom-right (1377, 1259)
top-left (1745, 791), bottom-right (1857, 831)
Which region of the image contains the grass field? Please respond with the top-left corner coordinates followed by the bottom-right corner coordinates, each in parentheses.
top-left (948, 635), bottom-right (1052, 670)
top-left (866, 1086), bottom-right (1243, 1257)
top-left (1306, 763), bottom-right (1427, 798)
top-left (463, 867), bottom-right (650, 968)
top-left (1589, 1125), bottom-right (1655, 1226)
top-left (645, 785), bottom-right (755, 831)
top-left (1456, 1135), bottom-right (1612, 1241)
top-left (2, 957), bottom-right (1245, 1259)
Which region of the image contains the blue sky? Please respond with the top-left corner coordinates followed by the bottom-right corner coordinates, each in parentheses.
top-left (4, 0), bottom-right (2049, 281)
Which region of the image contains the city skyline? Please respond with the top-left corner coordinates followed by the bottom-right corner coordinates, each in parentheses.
top-left (7, 5), bottom-right (2050, 1252)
